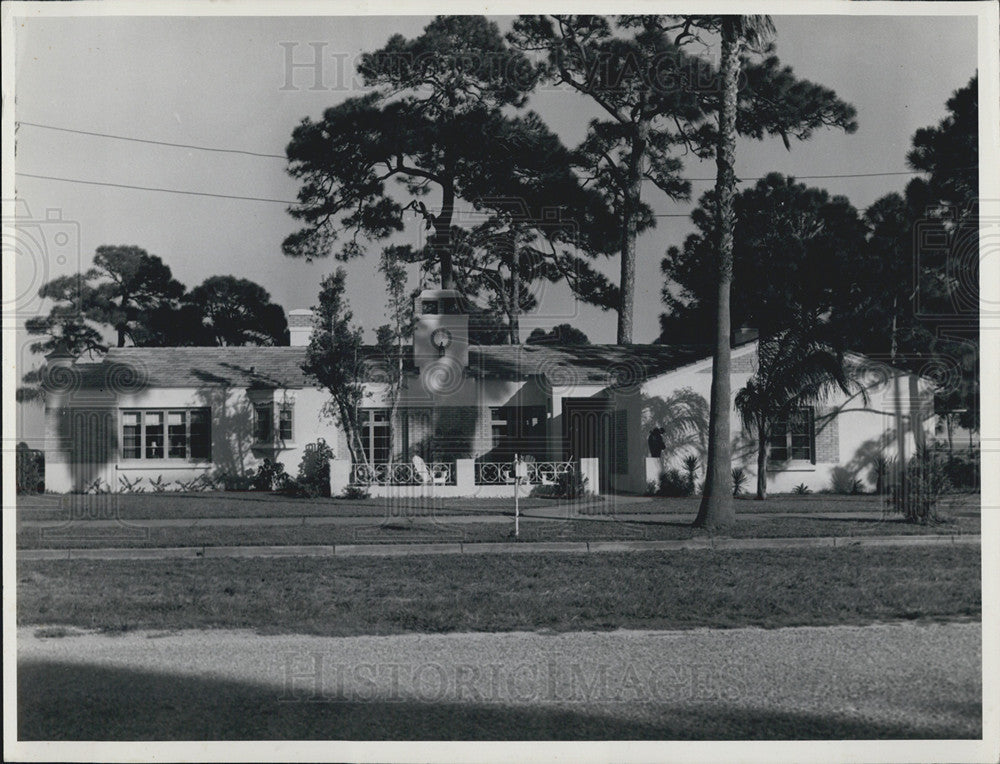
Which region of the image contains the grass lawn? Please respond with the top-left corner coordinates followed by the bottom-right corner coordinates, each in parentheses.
top-left (582, 493), bottom-right (981, 516)
top-left (17, 545), bottom-right (980, 636)
top-left (15, 492), bottom-right (607, 521)
top-left (17, 513), bottom-right (979, 549)
top-left (16, 490), bottom-right (980, 523)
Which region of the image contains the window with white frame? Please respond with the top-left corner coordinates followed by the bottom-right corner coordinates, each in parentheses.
top-left (360, 409), bottom-right (391, 464)
top-left (768, 407), bottom-right (815, 464)
top-left (121, 408), bottom-right (211, 460)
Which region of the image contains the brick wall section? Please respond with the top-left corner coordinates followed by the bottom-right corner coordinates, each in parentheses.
top-left (814, 406), bottom-right (839, 463)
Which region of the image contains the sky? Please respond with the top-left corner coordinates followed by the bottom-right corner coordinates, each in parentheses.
top-left (11, 10), bottom-right (980, 379)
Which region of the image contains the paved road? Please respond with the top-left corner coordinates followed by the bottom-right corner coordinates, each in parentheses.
top-left (17, 621), bottom-right (981, 740)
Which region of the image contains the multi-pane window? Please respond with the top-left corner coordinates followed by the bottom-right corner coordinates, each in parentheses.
top-left (254, 402), bottom-right (294, 444)
top-left (168, 411), bottom-right (187, 458)
top-left (360, 409), bottom-right (391, 463)
top-left (769, 407), bottom-right (815, 463)
top-left (121, 408), bottom-right (211, 461)
top-left (122, 412), bottom-right (142, 459)
top-left (145, 412), bottom-right (164, 459)
top-left (278, 406), bottom-right (293, 441)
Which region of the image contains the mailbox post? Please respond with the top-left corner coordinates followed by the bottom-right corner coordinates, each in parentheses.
top-left (513, 453), bottom-right (527, 539)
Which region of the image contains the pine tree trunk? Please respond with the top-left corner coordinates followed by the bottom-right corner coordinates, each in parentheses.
top-left (509, 259), bottom-right (520, 344)
top-left (436, 179), bottom-right (456, 290)
top-left (617, 130), bottom-right (646, 345)
top-left (694, 20), bottom-right (740, 529)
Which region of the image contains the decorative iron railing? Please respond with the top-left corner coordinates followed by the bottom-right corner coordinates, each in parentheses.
top-left (351, 461), bottom-right (455, 486)
top-left (475, 460), bottom-right (574, 486)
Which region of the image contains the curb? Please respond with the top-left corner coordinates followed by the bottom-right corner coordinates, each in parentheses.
top-left (17, 534), bottom-right (980, 561)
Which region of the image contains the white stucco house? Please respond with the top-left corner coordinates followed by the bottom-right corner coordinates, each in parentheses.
top-left (40, 289), bottom-right (936, 497)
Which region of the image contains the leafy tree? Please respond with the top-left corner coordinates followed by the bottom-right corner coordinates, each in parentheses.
top-left (184, 276), bottom-right (289, 346)
top-left (831, 75), bottom-right (979, 438)
top-left (375, 247), bottom-right (413, 467)
top-left (283, 15), bottom-right (616, 312)
top-left (526, 324), bottom-right (591, 345)
top-left (301, 269), bottom-right (369, 469)
top-left (660, 174), bottom-right (867, 342)
top-left (735, 325), bottom-right (863, 500)
top-left (508, 15), bottom-right (701, 343)
top-left (25, 245), bottom-right (185, 354)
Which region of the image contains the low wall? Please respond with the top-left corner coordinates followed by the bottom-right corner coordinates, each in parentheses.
top-left (335, 457), bottom-right (602, 498)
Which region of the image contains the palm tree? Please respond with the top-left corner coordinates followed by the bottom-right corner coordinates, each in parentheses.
top-left (735, 326), bottom-right (866, 500)
top-left (694, 15), bottom-right (775, 528)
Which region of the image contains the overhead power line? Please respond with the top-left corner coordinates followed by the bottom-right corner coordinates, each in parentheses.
top-left (17, 121), bottom-right (286, 159)
top-left (18, 120), bottom-right (973, 182)
top-left (15, 172), bottom-right (301, 205)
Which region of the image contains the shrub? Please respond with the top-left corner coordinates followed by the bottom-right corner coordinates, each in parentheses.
top-left (85, 477), bottom-right (111, 495)
top-left (149, 475), bottom-right (169, 493)
top-left (175, 475), bottom-right (214, 492)
top-left (16, 442), bottom-right (44, 494)
top-left (731, 467), bottom-right (748, 497)
top-left (251, 459), bottom-right (289, 492)
top-left (830, 467), bottom-right (864, 495)
top-left (289, 439), bottom-right (333, 498)
top-left (682, 455), bottom-right (699, 494)
top-left (217, 471), bottom-right (253, 492)
top-left (887, 448), bottom-right (951, 524)
top-left (118, 476), bottom-right (145, 493)
top-left (341, 484), bottom-right (370, 500)
top-left (869, 454), bottom-right (891, 495)
top-left (943, 449), bottom-right (979, 492)
top-left (793, 483), bottom-right (812, 495)
top-left (657, 469), bottom-right (693, 498)
top-left (529, 466), bottom-right (590, 499)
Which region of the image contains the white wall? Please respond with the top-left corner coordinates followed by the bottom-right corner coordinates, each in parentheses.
top-left (619, 344), bottom-right (936, 495)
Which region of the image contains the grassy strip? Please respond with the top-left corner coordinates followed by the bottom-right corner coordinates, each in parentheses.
top-left (17, 514), bottom-right (979, 549)
top-left (15, 492), bottom-right (607, 521)
top-left (20, 492), bottom-right (980, 522)
top-left (17, 546), bottom-right (980, 636)
top-left (582, 494), bottom-right (981, 516)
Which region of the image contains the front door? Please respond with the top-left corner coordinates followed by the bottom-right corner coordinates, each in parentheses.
top-left (562, 398), bottom-right (614, 492)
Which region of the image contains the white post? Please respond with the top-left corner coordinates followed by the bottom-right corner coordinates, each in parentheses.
top-left (514, 452), bottom-right (520, 539)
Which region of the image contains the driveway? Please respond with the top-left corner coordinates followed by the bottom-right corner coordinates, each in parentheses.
top-left (17, 621), bottom-right (981, 740)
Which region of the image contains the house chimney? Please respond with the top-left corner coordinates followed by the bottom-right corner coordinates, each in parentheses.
top-left (44, 343), bottom-right (77, 367)
top-left (288, 309), bottom-right (314, 347)
top-left (413, 288), bottom-right (469, 372)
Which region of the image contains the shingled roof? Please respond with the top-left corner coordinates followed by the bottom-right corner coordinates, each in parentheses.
top-left (81, 343), bottom-right (713, 390)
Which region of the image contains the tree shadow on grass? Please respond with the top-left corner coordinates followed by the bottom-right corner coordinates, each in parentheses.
top-left (19, 660), bottom-right (980, 740)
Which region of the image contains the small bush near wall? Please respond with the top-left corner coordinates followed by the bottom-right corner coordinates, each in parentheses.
top-left (830, 467), bottom-right (865, 495)
top-left (656, 469), bottom-right (693, 497)
top-left (341, 484), bottom-right (370, 500)
top-left (530, 469), bottom-right (590, 500)
top-left (251, 459), bottom-right (289, 492)
top-left (16, 442), bottom-right (44, 494)
top-left (284, 440), bottom-right (333, 498)
top-left (942, 448), bottom-right (980, 492)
